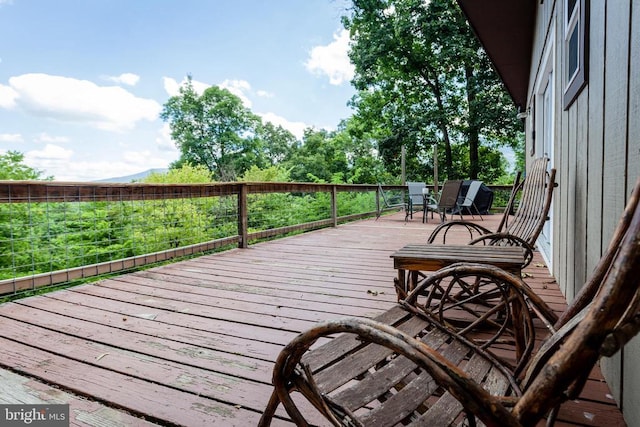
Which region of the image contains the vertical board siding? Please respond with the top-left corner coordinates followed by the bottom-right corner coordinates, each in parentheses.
top-left (600, 0), bottom-right (632, 406)
top-left (532, 0), bottom-right (639, 418)
top-left (566, 98), bottom-right (578, 302)
top-left (628, 2), bottom-right (640, 195)
top-left (557, 68), bottom-right (568, 295)
top-left (602, 2), bottom-right (631, 243)
top-left (552, 11), bottom-right (572, 295)
top-left (574, 92), bottom-right (589, 291)
top-left (623, 0), bottom-right (640, 419)
top-left (586, 0), bottom-right (606, 277)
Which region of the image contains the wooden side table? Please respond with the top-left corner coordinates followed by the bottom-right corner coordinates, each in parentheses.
top-left (391, 244), bottom-right (525, 300)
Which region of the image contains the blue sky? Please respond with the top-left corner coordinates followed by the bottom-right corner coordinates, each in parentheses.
top-left (0, 0), bottom-right (356, 181)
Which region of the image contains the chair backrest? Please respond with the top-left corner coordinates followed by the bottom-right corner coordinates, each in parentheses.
top-left (496, 171), bottom-right (522, 232)
top-left (378, 183), bottom-right (403, 208)
top-left (406, 181), bottom-right (426, 205)
top-left (514, 176), bottom-right (640, 424)
top-left (438, 180), bottom-right (463, 209)
top-left (502, 157), bottom-right (556, 246)
top-left (459, 180), bottom-right (483, 208)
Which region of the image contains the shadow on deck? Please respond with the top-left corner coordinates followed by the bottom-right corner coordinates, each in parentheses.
top-left (0, 212), bottom-right (625, 426)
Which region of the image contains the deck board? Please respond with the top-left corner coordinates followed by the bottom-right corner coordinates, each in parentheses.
top-left (0, 212), bottom-right (626, 426)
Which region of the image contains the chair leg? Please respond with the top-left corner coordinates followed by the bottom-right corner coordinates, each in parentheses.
top-left (258, 390), bottom-right (281, 426)
top-left (472, 203), bottom-right (483, 220)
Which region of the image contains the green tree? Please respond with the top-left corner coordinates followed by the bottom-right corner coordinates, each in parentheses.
top-left (343, 0), bottom-right (521, 181)
top-left (338, 116), bottom-right (397, 184)
top-left (0, 151), bottom-right (50, 180)
top-left (284, 128), bottom-right (346, 183)
top-left (143, 163), bottom-right (213, 183)
top-left (256, 122), bottom-right (298, 166)
top-left (160, 76), bottom-right (261, 181)
top-left (282, 122), bottom-right (386, 185)
top-left (239, 165), bottom-right (292, 182)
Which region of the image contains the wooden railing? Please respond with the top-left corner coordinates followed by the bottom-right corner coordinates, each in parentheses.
top-left (0, 181), bottom-right (392, 295)
top-left (0, 181), bottom-right (511, 296)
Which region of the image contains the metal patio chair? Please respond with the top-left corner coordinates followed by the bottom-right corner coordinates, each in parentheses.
top-left (427, 179), bottom-right (464, 222)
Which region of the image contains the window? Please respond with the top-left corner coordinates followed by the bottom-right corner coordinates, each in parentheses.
top-left (563, 0), bottom-right (588, 109)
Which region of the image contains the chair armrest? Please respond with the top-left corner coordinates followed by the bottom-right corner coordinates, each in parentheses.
top-left (261, 316), bottom-right (521, 427)
top-left (427, 220), bottom-right (493, 244)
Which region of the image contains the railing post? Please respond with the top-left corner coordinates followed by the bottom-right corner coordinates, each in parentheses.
top-left (238, 183), bottom-right (248, 248)
top-left (331, 185), bottom-right (338, 227)
top-left (376, 186), bottom-right (381, 217)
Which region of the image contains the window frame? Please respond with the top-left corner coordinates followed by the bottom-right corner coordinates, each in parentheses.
top-left (562, 0), bottom-right (588, 109)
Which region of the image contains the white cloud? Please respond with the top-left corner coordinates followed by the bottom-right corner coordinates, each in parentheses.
top-left (105, 73), bottom-right (140, 86)
top-left (162, 77), bottom-right (181, 97)
top-left (5, 73), bottom-right (161, 131)
top-left (155, 123), bottom-right (179, 153)
top-left (0, 133), bottom-right (23, 143)
top-left (122, 149), bottom-right (169, 166)
top-left (221, 79), bottom-right (250, 92)
top-left (24, 144), bottom-right (74, 179)
top-left (26, 144), bottom-right (73, 161)
top-left (0, 83), bottom-right (18, 108)
top-left (163, 76), bottom-right (255, 108)
top-left (219, 79), bottom-right (252, 108)
top-left (52, 161), bottom-right (148, 182)
top-left (256, 90), bottom-right (275, 98)
top-left (34, 132), bottom-right (69, 143)
top-left (162, 76), bottom-right (210, 97)
top-left (24, 143), bottom-right (175, 182)
top-left (259, 112), bottom-right (307, 140)
top-left (306, 29), bottom-right (354, 85)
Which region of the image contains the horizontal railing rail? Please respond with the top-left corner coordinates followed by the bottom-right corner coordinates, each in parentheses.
top-left (0, 181), bottom-right (513, 297)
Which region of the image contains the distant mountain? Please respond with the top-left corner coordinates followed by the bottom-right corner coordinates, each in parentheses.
top-left (95, 168), bottom-right (168, 183)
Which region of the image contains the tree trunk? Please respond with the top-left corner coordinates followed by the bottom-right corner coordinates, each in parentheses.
top-left (431, 80), bottom-right (453, 178)
top-left (416, 61), bottom-right (454, 179)
top-left (465, 65), bottom-right (480, 180)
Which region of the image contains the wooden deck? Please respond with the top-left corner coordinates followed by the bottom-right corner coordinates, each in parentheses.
top-left (0, 212), bottom-right (626, 426)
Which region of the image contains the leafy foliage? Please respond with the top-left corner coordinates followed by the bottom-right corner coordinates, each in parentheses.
top-left (143, 163), bottom-right (213, 183)
top-left (281, 124), bottom-right (388, 185)
top-left (0, 151), bottom-right (50, 180)
top-left (343, 0), bottom-right (522, 182)
top-left (161, 76), bottom-right (261, 181)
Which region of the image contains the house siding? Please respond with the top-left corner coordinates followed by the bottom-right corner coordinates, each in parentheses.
top-left (527, 0), bottom-right (640, 423)
top-left (624, 1), bottom-right (640, 423)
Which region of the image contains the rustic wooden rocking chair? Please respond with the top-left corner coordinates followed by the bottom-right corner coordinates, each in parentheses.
top-left (428, 157), bottom-right (556, 268)
top-left (259, 176), bottom-right (640, 427)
